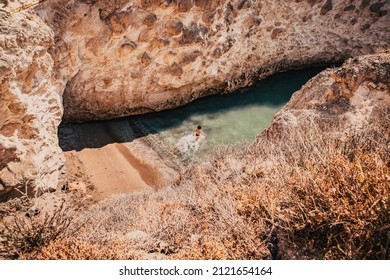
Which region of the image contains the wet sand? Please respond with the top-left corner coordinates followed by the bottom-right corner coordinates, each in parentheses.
top-left (60, 120), bottom-right (179, 201)
top-left (76, 144), bottom-right (152, 199)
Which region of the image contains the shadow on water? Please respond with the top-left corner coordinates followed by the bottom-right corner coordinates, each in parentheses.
top-left (59, 67), bottom-right (326, 152)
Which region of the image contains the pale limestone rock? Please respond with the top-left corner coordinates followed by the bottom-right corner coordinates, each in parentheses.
top-left (0, 8), bottom-right (65, 197)
top-left (33, 0), bottom-right (390, 122)
top-left (258, 53), bottom-right (390, 141)
top-left (126, 230), bottom-right (149, 240)
top-left (1, 0), bottom-right (389, 199)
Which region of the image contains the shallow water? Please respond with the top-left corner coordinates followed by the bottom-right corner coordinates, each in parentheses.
top-left (134, 67), bottom-right (325, 158)
top-left (59, 67), bottom-right (325, 159)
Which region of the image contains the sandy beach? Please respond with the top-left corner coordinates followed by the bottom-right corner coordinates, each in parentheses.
top-left (60, 120), bottom-right (180, 201)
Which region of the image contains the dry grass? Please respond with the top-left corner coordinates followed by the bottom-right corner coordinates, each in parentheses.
top-left (34, 119), bottom-right (389, 260)
top-left (0, 201), bottom-right (73, 259)
top-left (247, 125), bottom-right (389, 259)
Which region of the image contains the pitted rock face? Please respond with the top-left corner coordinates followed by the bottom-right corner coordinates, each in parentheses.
top-left (259, 53), bottom-right (390, 142)
top-left (0, 8), bottom-right (65, 198)
top-left (33, 0), bottom-right (390, 122)
top-left (0, 0), bottom-right (389, 199)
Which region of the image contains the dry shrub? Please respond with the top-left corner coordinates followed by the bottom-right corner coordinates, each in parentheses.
top-left (37, 122), bottom-right (388, 260)
top-left (0, 196), bottom-right (30, 217)
top-left (37, 237), bottom-right (131, 260)
top-left (0, 202), bottom-right (73, 259)
top-left (245, 124), bottom-right (389, 259)
top-left (289, 150), bottom-right (388, 259)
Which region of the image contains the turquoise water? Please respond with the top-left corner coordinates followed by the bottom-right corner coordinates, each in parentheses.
top-left (60, 67), bottom-right (325, 159)
top-left (133, 67), bottom-right (325, 158)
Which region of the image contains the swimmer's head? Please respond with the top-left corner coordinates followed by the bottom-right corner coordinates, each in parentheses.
top-left (197, 125), bottom-right (201, 129)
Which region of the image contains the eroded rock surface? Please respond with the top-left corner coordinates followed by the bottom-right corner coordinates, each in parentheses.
top-left (1, 0), bottom-right (389, 199)
top-left (259, 53), bottom-right (390, 141)
top-left (34, 0), bottom-right (390, 121)
top-left (0, 9), bottom-right (65, 198)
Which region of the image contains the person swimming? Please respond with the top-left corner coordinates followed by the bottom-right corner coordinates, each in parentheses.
top-left (193, 125), bottom-right (207, 141)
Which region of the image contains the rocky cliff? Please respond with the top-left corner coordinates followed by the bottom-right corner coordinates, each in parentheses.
top-left (0, 0), bottom-right (389, 198)
top-left (257, 53), bottom-right (389, 144)
top-left (0, 6), bottom-right (65, 197)
top-left (35, 0), bottom-right (390, 121)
